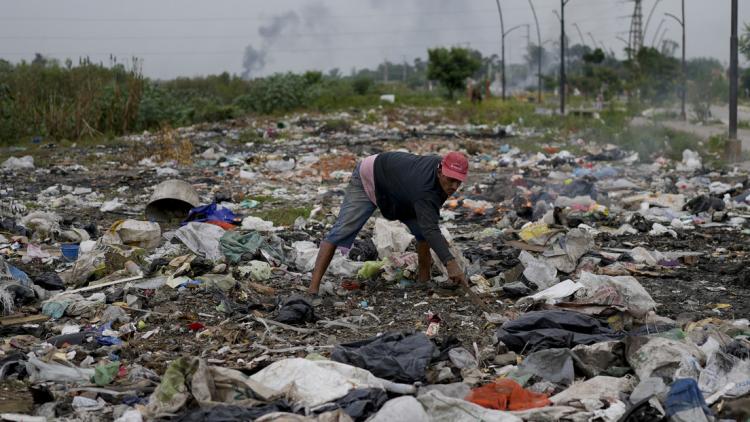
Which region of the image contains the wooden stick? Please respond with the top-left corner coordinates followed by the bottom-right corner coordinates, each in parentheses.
top-left (67, 275), bottom-right (144, 293)
top-left (255, 317), bottom-right (316, 334)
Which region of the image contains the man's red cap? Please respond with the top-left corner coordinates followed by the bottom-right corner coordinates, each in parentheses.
top-left (441, 151), bottom-right (469, 182)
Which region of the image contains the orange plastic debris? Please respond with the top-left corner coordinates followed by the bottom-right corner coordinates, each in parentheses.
top-left (465, 379), bottom-right (551, 411)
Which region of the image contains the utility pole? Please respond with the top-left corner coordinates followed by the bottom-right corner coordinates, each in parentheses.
top-left (528, 0), bottom-right (543, 104)
top-left (559, 0), bottom-right (571, 115)
top-left (666, 1), bottom-right (686, 120)
top-left (383, 59), bottom-right (389, 83)
top-left (727, 0), bottom-right (741, 161)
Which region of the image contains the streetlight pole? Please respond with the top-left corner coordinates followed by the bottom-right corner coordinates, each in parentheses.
top-left (665, 2), bottom-right (686, 120)
top-left (728, 0), bottom-right (741, 161)
top-left (559, 0), bottom-right (571, 115)
top-left (494, 0), bottom-right (506, 100)
top-left (527, 0), bottom-right (543, 103)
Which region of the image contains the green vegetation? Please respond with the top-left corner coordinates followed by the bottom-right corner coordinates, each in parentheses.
top-left (426, 47), bottom-right (481, 99)
top-left (252, 206), bottom-right (312, 227)
top-left (0, 40), bottom-right (741, 159)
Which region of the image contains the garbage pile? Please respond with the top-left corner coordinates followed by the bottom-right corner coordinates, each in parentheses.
top-left (1, 111), bottom-right (750, 421)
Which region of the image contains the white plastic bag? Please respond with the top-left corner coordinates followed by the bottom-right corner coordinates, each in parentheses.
top-left (174, 222), bottom-right (225, 261)
top-left (373, 218), bottom-right (413, 259)
top-left (249, 358), bottom-right (415, 408)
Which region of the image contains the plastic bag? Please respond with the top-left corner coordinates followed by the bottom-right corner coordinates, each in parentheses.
top-left (26, 353), bottom-right (96, 383)
top-left (191, 359), bottom-right (279, 407)
top-left (115, 220), bottom-right (161, 249)
top-left (249, 358), bottom-right (415, 409)
top-left (331, 332), bottom-right (435, 383)
top-left (518, 251), bottom-right (557, 290)
top-left (373, 218), bottom-right (413, 259)
top-left (550, 375), bottom-right (635, 405)
top-left (466, 379), bottom-right (551, 411)
top-left (174, 222), bottom-right (225, 261)
top-left (417, 389), bottom-right (522, 422)
top-left (368, 396), bottom-right (429, 422)
top-left (357, 261), bottom-right (385, 279)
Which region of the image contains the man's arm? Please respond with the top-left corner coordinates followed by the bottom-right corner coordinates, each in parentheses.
top-left (413, 198), bottom-right (452, 264)
top-left (414, 198), bottom-right (466, 284)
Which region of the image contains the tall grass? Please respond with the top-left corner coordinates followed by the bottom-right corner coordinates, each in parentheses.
top-left (0, 57), bottom-right (143, 143)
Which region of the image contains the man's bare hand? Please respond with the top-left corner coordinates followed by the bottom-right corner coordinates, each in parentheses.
top-left (446, 259), bottom-right (466, 285)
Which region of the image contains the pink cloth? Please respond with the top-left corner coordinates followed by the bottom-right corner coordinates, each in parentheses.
top-left (360, 154), bottom-right (378, 204)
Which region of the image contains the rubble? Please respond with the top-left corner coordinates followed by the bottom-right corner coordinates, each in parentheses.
top-left (1, 109), bottom-right (750, 421)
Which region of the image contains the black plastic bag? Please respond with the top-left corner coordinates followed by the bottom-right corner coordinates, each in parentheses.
top-left (274, 295), bottom-right (315, 325)
top-left (331, 331), bottom-right (435, 383)
top-left (176, 402), bottom-right (295, 422)
top-left (496, 310), bottom-right (622, 353)
top-left (313, 388), bottom-right (388, 421)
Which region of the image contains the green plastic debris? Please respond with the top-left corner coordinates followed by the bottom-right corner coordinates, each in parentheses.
top-left (92, 362), bottom-right (120, 386)
top-left (357, 260), bottom-right (385, 279)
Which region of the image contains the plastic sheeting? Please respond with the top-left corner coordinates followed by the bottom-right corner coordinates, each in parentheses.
top-left (550, 375), bottom-right (635, 405)
top-left (417, 390), bottom-right (522, 422)
top-left (249, 358), bottom-right (415, 409)
top-left (174, 222), bottom-right (225, 261)
top-left (625, 336), bottom-right (705, 381)
top-left (517, 348), bottom-right (575, 385)
top-left (368, 396), bottom-right (429, 422)
top-left (220, 231), bottom-right (284, 265)
top-left (571, 272), bottom-right (657, 319)
top-left (331, 331), bottom-right (435, 383)
top-left (25, 353), bottom-right (96, 383)
top-left (496, 310), bottom-right (622, 353)
top-left (664, 378), bottom-right (712, 422)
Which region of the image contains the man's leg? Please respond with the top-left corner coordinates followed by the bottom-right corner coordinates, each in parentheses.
top-left (309, 165), bottom-right (375, 294)
top-left (416, 240), bottom-right (432, 283)
top-left (401, 219), bottom-right (431, 283)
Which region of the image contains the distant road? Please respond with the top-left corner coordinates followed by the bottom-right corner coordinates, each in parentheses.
top-left (631, 104), bottom-right (750, 151)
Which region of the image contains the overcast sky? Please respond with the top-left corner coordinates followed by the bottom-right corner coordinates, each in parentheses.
top-left (1, 0), bottom-right (747, 79)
